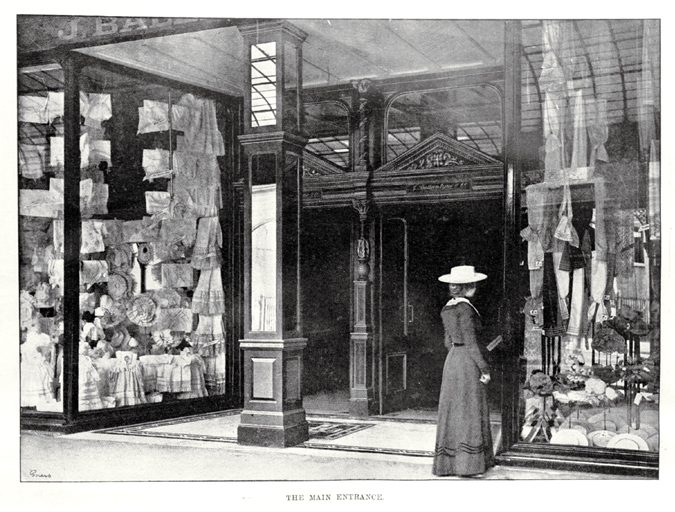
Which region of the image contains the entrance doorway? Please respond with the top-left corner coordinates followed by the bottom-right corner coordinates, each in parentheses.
top-left (378, 200), bottom-right (504, 416)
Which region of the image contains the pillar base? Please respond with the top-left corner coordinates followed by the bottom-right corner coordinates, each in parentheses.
top-left (349, 397), bottom-right (372, 417)
top-left (238, 421), bottom-right (309, 448)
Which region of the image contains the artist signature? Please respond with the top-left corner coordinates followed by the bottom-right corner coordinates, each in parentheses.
top-left (29, 469), bottom-right (51, 478)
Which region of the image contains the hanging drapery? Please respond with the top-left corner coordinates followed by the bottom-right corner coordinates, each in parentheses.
top-left (637, 20), bottom-right (660, 156)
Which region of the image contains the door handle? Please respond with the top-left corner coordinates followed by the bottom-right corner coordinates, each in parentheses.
top-left (408, 304), bottom-right (414, 323)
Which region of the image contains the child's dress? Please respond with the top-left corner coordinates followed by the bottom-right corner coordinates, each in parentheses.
top-left (20, 331), bottom-right (54, 407)
top-left (108, 352), bottom-right (147, 407)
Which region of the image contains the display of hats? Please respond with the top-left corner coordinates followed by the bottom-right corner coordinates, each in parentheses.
top-left (127, 294), bottom-right (159, 326)
top-left (640, 410), bottom-right (659, 425)
top-left (98, 296), bottom-right (127, 328)
top-left (110, 331), bottom-right (126, 348)
top-left (617, 425), bottom-right (657, 440)
top-left (606, 433), bottom-right (649, 451)
top-left (137, 243), bottom-right (154, 265)
top-left (107, 271), bottom-right (134, 300)
top-left (646, 435), bottom-right (659, 452)
top-left (588, 413), bottom-right (618, 432)
top-left (588, 430), bottom-right (617, 448)
top-left (151, 288), bottom-right (182, 308)
top-left (560, 418), bottom-right (595, 436)
top-left (550, 429), bottom-right (589, 446)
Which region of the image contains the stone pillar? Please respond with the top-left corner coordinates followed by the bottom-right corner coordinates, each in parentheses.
top-left (237, 21), bottom-right (310, 447)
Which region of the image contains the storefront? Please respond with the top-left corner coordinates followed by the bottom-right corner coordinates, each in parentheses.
top-left (18, 17), bottom-right (660, 476)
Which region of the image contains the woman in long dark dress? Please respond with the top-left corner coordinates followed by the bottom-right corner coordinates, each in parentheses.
top-left (432, 265), bottom-right (494, 477)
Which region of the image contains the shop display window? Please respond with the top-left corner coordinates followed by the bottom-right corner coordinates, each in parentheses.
top-left (20, 61), bottom-right (233, 415)
top-left (18, 65), bottom-right (66, 413)
top-left (518, 20), bottom-right (660, 453)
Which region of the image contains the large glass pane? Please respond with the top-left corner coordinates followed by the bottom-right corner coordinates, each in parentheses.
top-left (74, 64), bottom-right (230, 410)
top-left (19, 65), bottom-right (65, 413)
top-left (251, 41), bottom-right (277, 128)
top-left (518, 20), bottom-right (660, 453)
top-left (251, 183), bottom-right (277, 332)
top-left (386, 85), bottom-right (503, 163)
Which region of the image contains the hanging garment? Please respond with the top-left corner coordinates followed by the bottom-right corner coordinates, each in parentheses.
top-left (35, 281), bottom-right (56, 310)
top-left (191, 314), bottom-right (226, 358)
top-left (78, 354), bottom-right (103, 411)
top-left (88, 140), bottom-right (111, 168)
top-left (203, 351), bottom-right (227, 396)
top-left (49, 134), bottom-right (90, 170)
top-left (177, 354), bottom-right (209, 399)
top-left (19, 189), bottom-right (61, 219)
top-left (19, 144), bottom-right (48, 179)
top-left (81, 180), bottom-right (109, 218)
top-left (521, 184), bottom-right (549, 304)
top-left (53, 220), bottom-right (64, 257)
top-left (648, 141), bottom-right (660, 241)
top-left (159, 217), bottom-right (197, 248)
top-left (172, 177), bottom-right (222, 218)
top-left (83, 93), bottom-right (112, 125)
top-left (543, 91), bottom-right (565, 181)
top-left (569, 90), bottom-right (587, 171)
top-left (20, 290), bottom-right (37, 331)
top-left (543, 253), bottom-right (566, 337)
top-left (80, 220), bottom-right (105, 254)
top-left (18, 95), bottom-right (48, 124)
top-left (175, 94), bottom-right (225, 155)
top-left (172, 151), bottom-right (200, 178)
top-left (137, 100), bottom-right (170, 134)
top-left (154, 307), bottom-right (193, 332)
top-left (156, 355), bottom-right (193, 393)
top-left (145, 191), bottom-right (171, 215)
top-left (587, 98), bottom-right (609, 167)
top-left (20, 331), bottom-right (55, 407)
top-left (121, 218), bottom-right (161, 244)
top-left (192, 267), bottom-right (225, 316)
top-left (161, 263), bottom-right (194, 289)
top-left (142, 149), bottom-right (172, 181)
top-left (108, 352), bottom-right (147, 407)
top-left (192, 216), bottom-right (222, 270)
top-left (637, 20), bottom-right (659, 154)
top-left (554, 176), bottom-right (579, 248)
top-left (48, 259), bottom-right (64, 291)
top-left (80, 261), bottom-right (109, 287)
top-left (101, 219), bottom-right (124, 247)
top-left (615, 208), bottom-right (635, 278)
top-left (46, 91), bottom-right (64, 122)
top-left (138, 354), bottom-right (173, 393)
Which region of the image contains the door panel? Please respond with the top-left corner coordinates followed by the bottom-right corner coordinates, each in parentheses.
top-left (379, 217), bottom-right (409, 414)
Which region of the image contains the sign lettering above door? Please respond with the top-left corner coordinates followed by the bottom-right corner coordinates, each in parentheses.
top-left (409, 182), bottom-right (470, 193)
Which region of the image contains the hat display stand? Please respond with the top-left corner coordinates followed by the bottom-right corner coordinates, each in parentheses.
top-left (523, 395), bottom-right (554, 443)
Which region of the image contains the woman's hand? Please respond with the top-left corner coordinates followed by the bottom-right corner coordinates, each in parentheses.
top-left (480, 373), bottom-right (491, 385)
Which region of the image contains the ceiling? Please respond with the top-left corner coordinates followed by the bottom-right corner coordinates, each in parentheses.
top-left (17, 19), bottom-right (658, 167)
top-left (70, 20), bottom-right (506, 95)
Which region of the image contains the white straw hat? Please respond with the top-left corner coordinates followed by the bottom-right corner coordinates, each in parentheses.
top-left (438, 265), bottom-right (487, 284)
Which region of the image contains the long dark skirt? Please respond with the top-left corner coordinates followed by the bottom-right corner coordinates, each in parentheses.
top-left (432, 346), bottom-right (494, 476)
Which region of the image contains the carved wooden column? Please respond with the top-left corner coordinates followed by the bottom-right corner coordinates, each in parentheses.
top-left (236, 21), bottom-right (309, 447)
top-left (350, 79), bottom-right (383, 173)
top-left (349, 198), bottom-right (376, 416)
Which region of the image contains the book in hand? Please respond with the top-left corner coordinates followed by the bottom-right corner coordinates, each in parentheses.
top-left (487, 335), bottom-right (503, 352)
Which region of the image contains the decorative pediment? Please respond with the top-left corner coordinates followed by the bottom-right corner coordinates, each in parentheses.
top-left (302, 151), bottom-right (347, 177)
top-left (377, 132), bottom-right (501, 173)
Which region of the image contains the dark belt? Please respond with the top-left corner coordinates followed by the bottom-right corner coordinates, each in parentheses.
top-left (451, 343), bottom-right (465, 346)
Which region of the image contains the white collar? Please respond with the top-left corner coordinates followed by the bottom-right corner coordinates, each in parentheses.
top-left (445, 297), bottom-right (480, 315)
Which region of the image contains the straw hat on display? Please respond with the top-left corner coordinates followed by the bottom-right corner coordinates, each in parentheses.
top-left (438, 265), bottom-right (487, 284)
